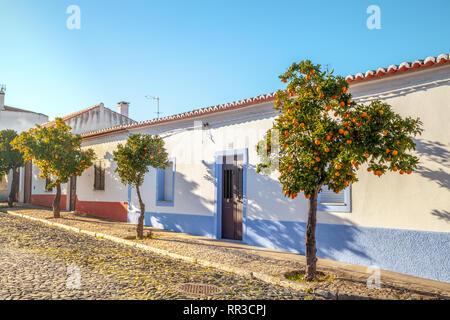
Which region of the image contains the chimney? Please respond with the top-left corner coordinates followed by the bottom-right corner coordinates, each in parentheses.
top-left (117, 101), bottom-right (129, 118)
top-left (0, 85), bottom-right (5, 111)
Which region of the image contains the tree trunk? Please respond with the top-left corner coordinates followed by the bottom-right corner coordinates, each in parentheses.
top-left (136, 185), bottom-right (146, 240)
top-left (53, 183), bottom-right (61, 219)
top-left (305, 189), bottom-right (319, 281)
top-left (7, 168), bottom-right (19, 207)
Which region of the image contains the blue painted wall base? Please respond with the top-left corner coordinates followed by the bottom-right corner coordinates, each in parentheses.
top-left (246, 218), bottom-right (450, 283)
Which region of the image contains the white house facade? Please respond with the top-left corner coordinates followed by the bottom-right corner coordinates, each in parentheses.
top-left (27, 54), bottom-right (450, 283)
top-left (0, 88), bottom-right (49, 201)
top-left (25, 102), bottom-right (136, 209)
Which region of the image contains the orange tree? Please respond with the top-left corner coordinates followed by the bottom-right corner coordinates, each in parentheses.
top-left (257, 61), bottom-right (423, 281)
top-left (11, 118), bottom-right (95, 218)
top-left (113, 133), bottom-right (169, 239)
top-left (0, 130), bottom-right (25, 207)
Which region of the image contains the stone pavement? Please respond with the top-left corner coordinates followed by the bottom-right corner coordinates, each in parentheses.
top-left (0, 212), bottom-right (308, 300)
top-left (1, 203), bottom-right (449, 299)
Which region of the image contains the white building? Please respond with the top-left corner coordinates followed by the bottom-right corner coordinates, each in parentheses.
top-left (28, 54), bottom-right (450, 282)
top-left (26, 102), bottom-right (136, 209)
top-left (0, 88), bottom-right (49, 201)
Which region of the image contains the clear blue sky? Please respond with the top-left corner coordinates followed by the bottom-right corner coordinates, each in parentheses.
top-left (0, 0), bottom-right (449, 121)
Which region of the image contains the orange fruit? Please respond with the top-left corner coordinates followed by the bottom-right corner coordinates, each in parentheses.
top-left (316, 157), bottom-right (321, 162)
top-left (339, 101), bottom-right (345, 107)
top-left (324, 148), bottom-right (330, 153)
top-left (300, 123), bottom-right (305, 128)
top-left (314, 167), bottom-right (318, 171)
top-left (392, 150), bottom-right (398, 156)
top-left (379, 110), bottom-right (384, 115)
top-left (344, 131), bottom-right (349, 136)
top-left (326, 135), bottom-right (331, 141)
top-left (406, 170), bottom-right (411, 174)
top-left (310, 70), bottom-right (315, 75)
top-left (361, 112), bottom-right (367, 118)
top-left (342, 87), bottom-right (348, 93)
top-left (399, 170), bottom-right (404, 175)
top-left (338, 128), bottom-right (344, 134)
top-left (393, 166), bottom-right (398, 172)
top-left (364, 153), bottom-right (370, 158)
top-left (382, 130), bottom-right (387, 135)
top-left (386, 148), bottom-right (390, 153)
top-left (282, 79), bottom-right (287, 83)
top-left (315, 140), bottom-right (321, 145)
top-left (335, 172), bottom-right (340, 176)
top-left (346, 140), bottom-right (352, 144)
top-left (296, 141), bottom-right (301, 146)
top-left (367, 168), bottom-right (372, 172)
top-left (335, 164), bottom-right (342, 170)
top-left (305, 194), bottom-right (311, 199)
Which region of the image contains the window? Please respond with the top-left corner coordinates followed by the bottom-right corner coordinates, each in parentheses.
top-left (45, 177), bottom-right (53, 192)
top-left (156, 159), bottom-right (175, 206)
top-left (318, 185), bottom-right (351, 212)
top-left (93, 161), bottom-right (105, 190)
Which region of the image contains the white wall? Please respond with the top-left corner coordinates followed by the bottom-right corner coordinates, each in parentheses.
top-left (0, 172), bottom-right (10, 201)
top-left (65, 105), bottom-right (135, 135)
top-left (31, 163), bottom-right (68, 196)
top-left (0, 110), bottom-right (48, 133)
top-left (0, 109), bottom-right (49, 203)
top-left (77, 132), bottom-right (130, 203)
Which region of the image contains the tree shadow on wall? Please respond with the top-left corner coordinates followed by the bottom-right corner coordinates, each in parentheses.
top-left (243, 164), bottom-right (371, 263)
top-left (413, 139), bottom-right (450, 221)
top-left (431, 209), bottom-right (450, 222)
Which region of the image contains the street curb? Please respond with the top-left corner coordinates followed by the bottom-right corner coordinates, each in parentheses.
top-left (4, 210), bottom-right (373, 300)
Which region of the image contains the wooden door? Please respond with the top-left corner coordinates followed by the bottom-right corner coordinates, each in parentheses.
top-left (221, 155), bottom-right (243, 240)
top-left (23, 161), bottom-right (32, 203)
top-left (12, 169), bottom-right (19, 201)
top-left (69, 176), bottom-right (77, 211)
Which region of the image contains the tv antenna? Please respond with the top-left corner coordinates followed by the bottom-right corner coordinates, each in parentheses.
top-left (0, 84), bottom-right (6, 93)
top-left (145, 95), bottom-right (161, 119)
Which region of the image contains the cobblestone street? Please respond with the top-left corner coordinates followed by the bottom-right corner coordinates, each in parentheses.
top-left (0, 212), bottom-right (307, 300)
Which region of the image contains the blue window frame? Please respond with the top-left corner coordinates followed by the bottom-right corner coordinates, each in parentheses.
top-left (156, 158), bottom-right (175, 207)
top-left (318, 185), bottom-right (351, 212)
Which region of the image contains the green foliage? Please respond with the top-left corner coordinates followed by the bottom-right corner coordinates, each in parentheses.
top-left (11, 118), bottom-right (95, 189)
top-left (113, 134), bottom-right (169, 187)
top-left (257, 60), bottom-right (423, 199)
top-left (0, 129), bottom-right (24, 175)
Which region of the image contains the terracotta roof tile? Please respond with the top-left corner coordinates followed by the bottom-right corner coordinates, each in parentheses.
top-left (2, 105), bottom-right (46, 116)
top-left (345, 53), bottom-right (449, 83)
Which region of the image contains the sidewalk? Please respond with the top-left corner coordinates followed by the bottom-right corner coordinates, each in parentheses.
top-left (1, 203), bottom-right (449, 300)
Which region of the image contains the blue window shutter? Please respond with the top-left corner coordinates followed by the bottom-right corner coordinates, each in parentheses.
top-left (318, 185), bottom-right (351, 212)
top-left (156, 168), bottom-right (165, 201)
top-left (156, 158), bottom-right (175, 206)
